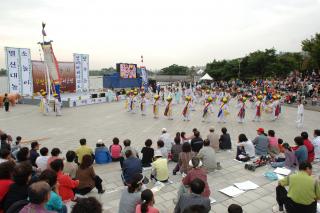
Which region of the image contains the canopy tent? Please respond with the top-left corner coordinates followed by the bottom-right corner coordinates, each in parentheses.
top-left (197, 69), bottom-right (204, 75)
top-left (200, 73), bottom-right (213, 81)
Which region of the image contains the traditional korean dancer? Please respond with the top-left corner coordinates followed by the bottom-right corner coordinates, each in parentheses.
top-left (217, 97), bottom-right (229, 123)
top-left (53, 94), bottom-right (62, 116)
top-left (153, 95), bottom-right (160, 119)
top-left (164, 96), bottom-right (173, 120)
top-left (253, 95), bottom-right (263, 122)
top-left (271, 95), bottom-right (281, 121)
top-left (237, 97), bottom-right (247, 123)
top-left (140, 93), bottom-right (147, 116)
top-left (202, 97), bottom-right (214, 123)
top-left (182, 96), bottom-right (192, 121)
top-left (296, 99), bottom-right (304, 128)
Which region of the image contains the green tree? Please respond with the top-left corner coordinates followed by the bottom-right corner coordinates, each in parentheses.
top-left (246, 48), bottom-right (277, 78)
top-left (159, 64), bottom-right (189, 75)
top-left (302, 33), bottom-right (320, 70)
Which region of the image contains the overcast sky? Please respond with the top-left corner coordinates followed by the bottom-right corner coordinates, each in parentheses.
top-left (1, 0), bottom-right (320, 70)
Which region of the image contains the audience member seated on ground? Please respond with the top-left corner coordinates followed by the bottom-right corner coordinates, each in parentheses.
top-left (30, 141), bottom-right (40, 167)
top-left (36, 147), bottom-right (50, 172)
top-left (252, 128), bottom-right (269, 156)
top-left (191, 131), bottom-right (203, 153)
top-left (63, 151), bottom-right (78, 179)
top-left (0, 149), bottom-right (12, 163)
top-left (75, 154), bottom-right (105, 195)
top-left (156, 140), bottom-right (168, 159)
top-left (0, 161), bottom-right (15, 213)
top-left (135, 189), bottom-right (159, 213)
top-left (219, 127), bottom-right (232, 150)
top-left (2, 162), bottom-right (32, 211)
top-left (141, 139), bottom-right (154, 167)
top-left (293, 136), bottom-right (308, 165)
top-left (119, 173), bottom-right (144, 213)
top-left (121, 139), bottom-right (139, 168)
top-left (186, 128), bottom-right (198, 141)
top-left (151, 150), bottom-right (169, 183)
top-left (94, 140), bottom-right (112, 164)
top-left (0, 134), bottom-right (11, 152)
top-left (267, 130), bottom-right (279, 156)
top-left (181, 132), bottom-right (188, 143)
top-left (197, 139), bottom-right (217, 172)
top-left (228, 204), bottom-right (243, 213)
top-left (39, 169), bottom-right (67, 213)
top-left (177, 157), bottom-right (211, 200)
top-left (271, 143), bottom-right (298, 169)
top-left (50, 159), bottom-right (79, 201)
top-left (122, 150), bottom-right (143, 185)
top-left (76, 138), bottom-right (93, 164)
top-left (109, 137), bottom-right (122, 162)
top-left (236, 134), bottom-right (255, 161)
top-left (71, 197), bottom-right (102, 213)
top-left (19, 181), bottom-right (54, 213)
top-left (274, 162), bottom-right (320, 213)
top-left (171, 137), bottom-right (182, 163)
top-left (173, 142), bottom-right (194, 175)
top-left (174, 178), bottom-right (211, 213)
top-left (312, 129), bottom-right (320, 161)
top-left (16, 147), bottom-right (39, 174)
top-left (11, 136), bottom-right (22, 155)
top-left (207, 127), bottom-right (220, 152)
top-left (47, 148), bottom-right (62, 169)
top-left (300, 131), bottom-right (315, 163)
top-left (159, 128), bottom-right (173, 154)
top-left (278, 138), bottom-right (285, 153)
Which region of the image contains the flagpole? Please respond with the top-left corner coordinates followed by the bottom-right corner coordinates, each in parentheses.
top-left (41, 22), bottom-right (51, 101)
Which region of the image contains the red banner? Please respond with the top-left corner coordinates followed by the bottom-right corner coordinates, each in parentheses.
top-left (32, 60), bottom-right (76, 93)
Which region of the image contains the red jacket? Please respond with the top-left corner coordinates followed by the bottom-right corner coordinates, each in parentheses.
top-left (57, 171), bottom-right (79, 201)
top-left (0, 179), bottom-right (14, 213)
top-left (182, 168), bottom-right (210, 197)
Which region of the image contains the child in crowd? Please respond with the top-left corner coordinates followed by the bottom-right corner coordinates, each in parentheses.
top-left (171, 137), bottom-right (182, 162)
top-left (156, 140), bottom-right (168, 159)
top-left (63, 151), bottom-right (78, 179)
top-left (135, 189), bottom-right (159, 213)
top-left (278, 138), bottom-right (285, 153)
top-left (109, 137), bottom-right (122, 162)
top-left (219, 127), bottom-right (232, 150)
top-left (268, 130), bottom-right (279, 156)
top-left (141, 139), bottom-right (154, 167)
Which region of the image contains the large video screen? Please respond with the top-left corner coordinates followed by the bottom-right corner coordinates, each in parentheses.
top-left (118, 63), bottom-right (137, 78)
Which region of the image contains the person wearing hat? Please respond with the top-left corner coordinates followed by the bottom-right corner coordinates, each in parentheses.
top-left (53, 93), bottom-right (61, 116)
top-left (207, 127), bottom-right (220, 152)
top-left (236, 97), bottom-right (247, 123)
top-left (217, 97), bottom-right (229, 123)
top-left (253, 95), bottom-right (264, 122)
top-left (164, 96), bottom-right (173, 120)
top-left (124, 91), bottom-right (130, 111)
top-left (182, 96), bottom-right (192, 121)
top-left (40, 92), bottom-right (49, 115)
top-left (150, 150), bottom-right (169, 183)
top-left (271, 95), bottom-right (281, 121)
top-left (139, 92), bottom-right (147, 116)
top-left (252, 128), bottom-right (269, 156)
top-left (202, 96), bottom-right (214, 123)
top-left (131, 91), bottom-right (139, 114)
top-left (159, 128), bottom-right (173, 154)
top-left (153, 95), bottom-right (160, 119)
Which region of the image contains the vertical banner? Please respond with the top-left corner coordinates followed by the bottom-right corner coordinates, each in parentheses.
top-left (81, 54), bottom-right (89, 92)
top-left (73, 53), bottom-right (90, 92)
top-left (19, 48), bottom-right (33, 95)
top-left (5, 47), bottom-right (21, 93)
top-left (41, 43), bottom-right (60, 82)
top-left (74, 54), bottom-right (82, 92)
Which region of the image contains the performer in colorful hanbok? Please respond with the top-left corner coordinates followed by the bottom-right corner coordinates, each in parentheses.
top-left (124, 91), bottom-right (130, 111)
top-left (131, 92), bottom-right (139, 114)
top-left (237, 97), bottom-right (247, 123)
top-left (182, 96), bottom-right (192, 121)
top-left (202, 96), bottom-right (214, 123)
top-left (53, 93), bottom-right (62, 116)
top-left (140, 93), bottom-right (147, 116)
top-left (153, 95), bottom-right (160, 119)
top-left (40, 92), bottom-right (50, 116)
top-left (271, 95), bottom-right (281, 121)
top-left (252, 95), bottom-right (264, 122)
top-left (174, 88), bottom-right (181, 104)
top-left (217, 97), bottom-right (229, 123)
top-left (164, 96), bottom-right (173, 120)
top-left (296, 99), bottom-right (304, 128)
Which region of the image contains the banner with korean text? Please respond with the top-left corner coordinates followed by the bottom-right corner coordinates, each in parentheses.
top-left (73, 53), bottom-right (90, 92)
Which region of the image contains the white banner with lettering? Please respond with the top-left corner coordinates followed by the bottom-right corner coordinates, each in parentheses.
top-left (5, 47), bottom-right (21, 93)
top-left (73, 53), bottom-right (90, 92)
top-left (19, 48), bottom-right (33, 95)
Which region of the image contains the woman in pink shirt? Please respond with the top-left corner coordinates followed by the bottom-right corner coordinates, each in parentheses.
top-left (109, 137), bottom-right (122, 161)
top-left (135, 189), bottom-right (159, 213)
top-left (268, 130), bottom-right (279, 155)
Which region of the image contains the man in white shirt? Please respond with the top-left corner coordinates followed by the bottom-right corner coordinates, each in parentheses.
top-left (35, 147), bottom-right (50, 172)
top-left (296, 99), bottom-right (304, 128)
top-left (159, 128), bottom-right (173, 153)
top-left (312, 129), bottom-right (320, 161)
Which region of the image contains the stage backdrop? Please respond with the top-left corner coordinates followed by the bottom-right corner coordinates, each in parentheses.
top-left (32, 61), bottom-right (76, 93)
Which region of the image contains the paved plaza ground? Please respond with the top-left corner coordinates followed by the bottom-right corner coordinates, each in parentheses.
top-left (1, 100), bottom-right (320, 213)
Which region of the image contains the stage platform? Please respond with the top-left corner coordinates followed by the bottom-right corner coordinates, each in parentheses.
top-left (20, 92), bottom-right (122, 108)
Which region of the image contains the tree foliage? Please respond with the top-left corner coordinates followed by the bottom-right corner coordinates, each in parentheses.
top-left (159, 64), bottom-right (189, 75)
top-left (302, 33), bottom-right (320, 70)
